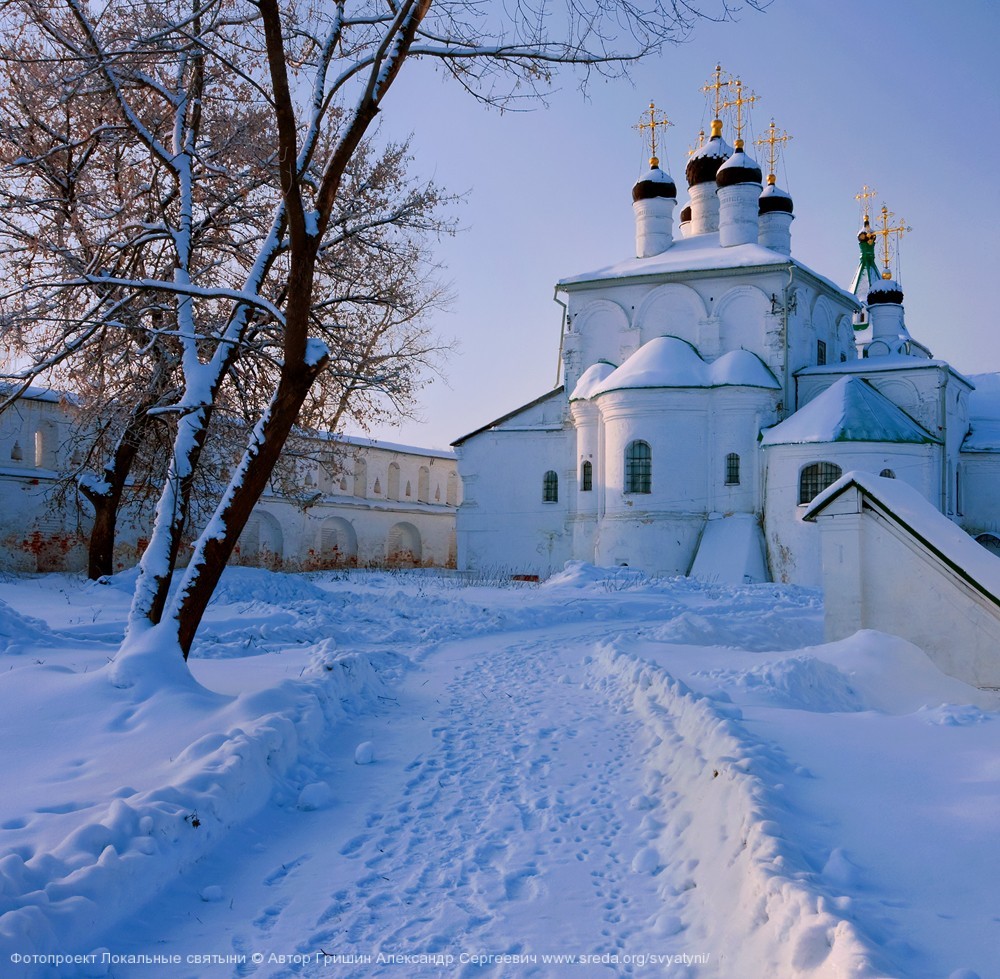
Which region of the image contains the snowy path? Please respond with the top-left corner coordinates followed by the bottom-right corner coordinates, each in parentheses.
top-left (106, 623), bottom-right (695, 978)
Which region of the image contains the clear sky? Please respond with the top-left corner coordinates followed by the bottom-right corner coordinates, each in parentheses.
top-left (349, 0), bottom-right (1000, 451)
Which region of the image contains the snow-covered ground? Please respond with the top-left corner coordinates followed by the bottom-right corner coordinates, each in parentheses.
top-left (0, 565), bottom-right (997, 979)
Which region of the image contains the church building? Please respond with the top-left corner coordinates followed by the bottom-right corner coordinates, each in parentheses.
top-left (453, 69), bottom-right (1000, 586)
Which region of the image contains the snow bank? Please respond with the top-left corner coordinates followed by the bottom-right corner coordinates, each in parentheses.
top-left (593, 641), bottom-right (892, 978)
top-left (0, 598), bottom-right (51, 654)
top-left (0, 641), bottom-right (395, 969)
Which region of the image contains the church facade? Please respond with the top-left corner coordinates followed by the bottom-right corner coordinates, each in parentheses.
top-left (453, 92), bottom-right (1000, 586)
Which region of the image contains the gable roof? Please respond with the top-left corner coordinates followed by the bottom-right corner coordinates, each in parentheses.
top-left (803, 470), bottom-right (1000, 607)
top-left (451, 387), bottom-right (565, 447)
top-left (761, 376), bottom-right (938, 446)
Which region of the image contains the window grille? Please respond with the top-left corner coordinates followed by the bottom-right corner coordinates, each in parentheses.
top-left (798, 461), bottom-right (842, 504)
top-left (625, 441), bottom-right (652, 494)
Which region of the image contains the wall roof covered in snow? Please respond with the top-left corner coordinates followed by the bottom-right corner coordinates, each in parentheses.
top-left (803, 470), bottom-right (1000, 604)
top-left (963, 372), bottom-right (1000, 452)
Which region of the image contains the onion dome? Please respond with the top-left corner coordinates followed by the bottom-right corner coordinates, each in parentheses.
top-left (685, 119), bottom-right (733, 187)
top-left (867, 273), bottom-right (903, 306)
top-left (632, 159), bottom-right (677, 202)
top-left (716, 140), bottom-right (762, 188)
top-left (758, 175), bottom-right (793, 214)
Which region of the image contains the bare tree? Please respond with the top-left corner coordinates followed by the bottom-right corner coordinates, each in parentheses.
top-left (0, 0), bottom-right (761, 677)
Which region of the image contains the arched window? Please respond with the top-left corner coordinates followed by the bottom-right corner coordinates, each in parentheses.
top-left (725, 453), bottom-right (740, 486)
top-left (625, 440), bottom-right (651, 494)
top-left (543, 470), bottom-right (559, 503)
top-left (798, 462), bottom-right (842, 504)
top-left (879, 468), bottom-right (896, 479)
top-left (580, 460), bottom-right (593, 492)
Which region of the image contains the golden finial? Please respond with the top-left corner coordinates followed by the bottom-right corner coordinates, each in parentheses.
top-left (634, 101), bottom-right (673, 168)
top-left (874, 202), bottom-right (911, 277)
top-left (702, 64), bottom-right (730, 126)
top-left (688, 129), bottom-right (706, 157)
top-left (855, 184), bottom-right (878, 223)
top-left (722, 76), bottom-right (760, 150)
top-left (754, 118), bottom-right (791, 185)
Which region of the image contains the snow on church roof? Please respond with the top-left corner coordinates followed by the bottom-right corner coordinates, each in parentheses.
top-left (761, 376), bottom-right (939, 446)
top-left (589, 337), bottom-right (780, 397)
top-left (556, 234), bottom-right (857, 305)
top-left (569, 361), bottom-right (617, 401)
top-left (963, 372), bottom-right (1000, 452)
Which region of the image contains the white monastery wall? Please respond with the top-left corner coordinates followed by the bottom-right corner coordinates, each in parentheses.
top-left (0, 395), bottom-right (460, 573)
top-left (812, 484), bottom-right (1000, 689)
top-left (455, 426), bottom-right (572, 577)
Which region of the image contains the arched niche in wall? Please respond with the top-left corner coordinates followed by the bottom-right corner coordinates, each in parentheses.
top-left (716, 285), bottom-right (770, 358)
top-left (387, 521), bottom-right (422, 567)
top-left (237, 509), bottom-right (284, 569)
top-left (570, 298), bottom-right (630, 339)
top-left (873, 377), bottom-right (922, 417)
top-left (635, 283), bottom-right (707, 347)
top-left (319, 516), bottom-right (358, 567)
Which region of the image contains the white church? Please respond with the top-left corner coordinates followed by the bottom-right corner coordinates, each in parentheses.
top-left (453, 76), bottom-right (1000, 590)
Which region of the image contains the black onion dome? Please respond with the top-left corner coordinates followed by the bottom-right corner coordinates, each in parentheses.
top-left (632, 164), bottom-right (677, 202)
top-left (716, 149), bottom-right (762, 188)
top-left (680, 204), bottom-right (692, 222)
top-left (759, 183), bottom-right (793, 215)
top-left (685, 136), bottom-right (732, 187)
top-left (867, 277), bottom-right (904, 305)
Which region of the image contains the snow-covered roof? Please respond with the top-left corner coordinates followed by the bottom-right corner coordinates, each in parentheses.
top-left (803, 470), bottom-right (1000, 605)
top-left (451, 387), bottom-right (565, 446)
top-left (569, 361), bottom-right (618, 401)
top-left (0, 384), bottom-right (69, 405)
top-left (797, 355), bottom-right (970, 386)
top-left (963, 371), bottom-right (1000, 452)
top-left (761, 376), bottom-right (938, 446)
top-left (556, 235), bottom-right (857, 306)
top-left (330, 433), bottom-right (456, 460)
top-left (589, 337), bottom-right (780, 397)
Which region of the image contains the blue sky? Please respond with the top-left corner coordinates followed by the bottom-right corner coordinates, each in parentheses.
top-left (354, 0), bottom-right (1000, 450)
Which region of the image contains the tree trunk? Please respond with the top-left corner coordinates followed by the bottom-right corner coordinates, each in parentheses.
top-left (172, 357), bottom-right (327, 657)
top-left (80, 416), bottom-right (145, 579)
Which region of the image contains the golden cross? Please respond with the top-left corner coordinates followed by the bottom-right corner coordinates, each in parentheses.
top-left (722, 77), bottom-right (760, 148)
top-left (855, 184), bottom-right (878, 222)
top-left (634, 101), bottom-right (673, 167)
top-left (875, 203), bottom-right (912, 276)
top-left (688, 129), bottom-right (706, 157)
top-left (702, 64), bottom-right (730, 122)
top-left (754, 118), bottom-right (791, 183)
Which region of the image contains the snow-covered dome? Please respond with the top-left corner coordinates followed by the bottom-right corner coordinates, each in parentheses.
top-left (868, 276), bottom-right (904, 305)
top-left (685, 122), bottom-right (733, 188)
top-left (759, 180), bottom-right (793, 214)
top-left (716, 146), bottom-right (762, 188)
top-left (570, 361), bottom-right (618, 401)
top-left (589, 336), bottom-right (779, 396)
top-left (711, 349), bottom-right (781, 388)
top-left (632, 162), bottom-right (677, 202)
